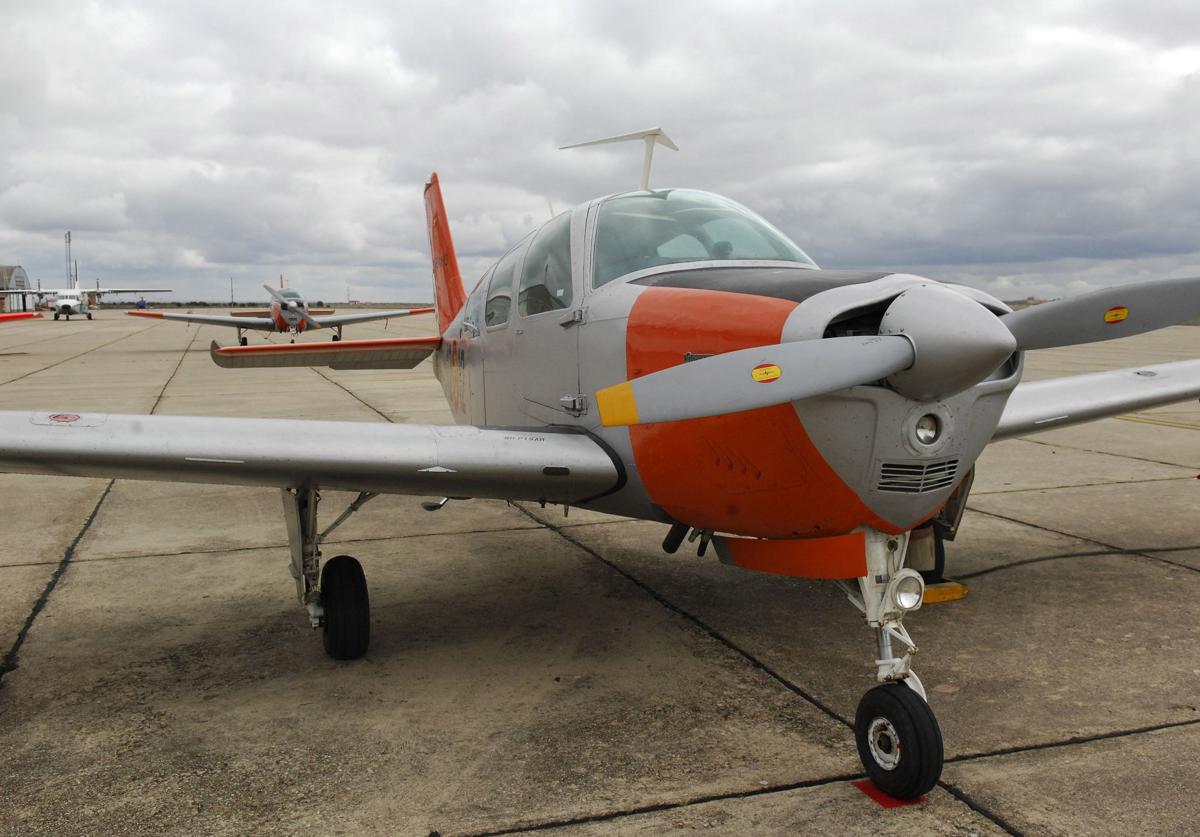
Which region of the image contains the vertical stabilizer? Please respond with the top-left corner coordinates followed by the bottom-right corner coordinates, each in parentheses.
top-left (424, 173), bottom-right (467, 334)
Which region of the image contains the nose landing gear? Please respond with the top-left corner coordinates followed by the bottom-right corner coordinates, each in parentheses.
top-left (839, 529), bottom-right (944, 799)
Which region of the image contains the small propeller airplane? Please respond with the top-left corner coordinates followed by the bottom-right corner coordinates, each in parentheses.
top-left (1, 280), bottom-right (172, 320)
top-left (128, 275), bottom-right (434, 345)
top-left (2, 129), bottom-right (1200, 800)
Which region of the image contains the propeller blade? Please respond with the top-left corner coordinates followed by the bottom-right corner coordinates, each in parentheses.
top-left (595, 335), bottom-right (914, 427)
top-left (261, 282), bottom-right (285, 302)
top-left (1003, 275), bottom-right (1200, 350)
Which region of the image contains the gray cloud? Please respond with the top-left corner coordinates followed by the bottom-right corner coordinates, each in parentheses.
top-left (1, 1), bottom-right (1197, 302)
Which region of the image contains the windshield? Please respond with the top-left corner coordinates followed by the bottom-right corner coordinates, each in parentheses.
top-left (592, 189), bottom-right (816, 288)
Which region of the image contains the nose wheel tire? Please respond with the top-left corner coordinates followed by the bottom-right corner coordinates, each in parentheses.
top-left (53, 313), bottom-right (60, 320)
top-left (855, 681), bottom-right (943, 800)
top-left (320, 555), bottom-right (370, 660)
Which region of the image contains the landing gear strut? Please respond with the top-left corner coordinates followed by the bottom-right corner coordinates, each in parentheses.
top-left (238, 328), bottom-right (248, 347)
top-left (281, 487), bottom-right (379, 659)
top-left (332, 326), bottom-right (342, 342)
top-left (839, 529), bottom-right (943, 799)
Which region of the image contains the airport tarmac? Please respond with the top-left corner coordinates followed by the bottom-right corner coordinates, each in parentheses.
top-left (0, 311), bottom-right (1197, 836)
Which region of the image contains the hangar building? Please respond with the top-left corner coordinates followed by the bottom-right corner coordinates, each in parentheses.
top-left (0, 266), bottom-right (32, 312)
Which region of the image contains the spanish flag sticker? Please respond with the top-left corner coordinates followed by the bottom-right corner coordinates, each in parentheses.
top-left (1104, 306), bottom-right (1129, 324)
top-left (752, 362), bottom-right (782, 383)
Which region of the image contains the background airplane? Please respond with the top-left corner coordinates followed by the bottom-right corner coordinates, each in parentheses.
top-left (129, 278), bottom-right (433, 344)
top-left (0, 279), bottom-right (171, 320)
top-left (1, 147), bottom-right (1199, 800)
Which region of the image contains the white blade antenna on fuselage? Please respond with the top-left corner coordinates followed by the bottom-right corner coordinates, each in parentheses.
top-left (560, 127), bottom-right (678, 191)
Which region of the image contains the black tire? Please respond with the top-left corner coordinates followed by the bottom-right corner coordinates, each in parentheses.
top-left (53, 313), bottom-right (59, 320)
top-left (855, 682), bottom-right (943, 799)
top-left (332, 334), bottom-right (341, 342)
top-left (920, 527), bottom-right (946, 585)
top-left (86, 312), bottom-right (93, 320)
top-left (239, 336), bottom-right (248, 346)
top-left (320, 555), bottom-right (370, 660)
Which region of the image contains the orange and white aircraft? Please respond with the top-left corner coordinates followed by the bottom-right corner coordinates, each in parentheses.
top-left (129, 275), bottom-right (433, 345)
top-left (2, 132), bottom-right (1200, 798)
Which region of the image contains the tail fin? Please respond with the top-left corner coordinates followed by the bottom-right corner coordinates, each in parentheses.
top-left (424, 173), bottom-right (467, 334)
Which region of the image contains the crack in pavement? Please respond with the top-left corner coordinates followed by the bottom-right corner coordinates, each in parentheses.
top-left (973, 475), bottom-right (1196, 496)
top-left (0, 322), bottom-right (160, 387)
top-left (965, 506), bottom-right (1200, 577)
top-left (1013, 435), bottom-right (1199, 470)
top-left (953, 543), bottom-right (1200, 581)
top-left (0, 326), bottom-right (195, 685)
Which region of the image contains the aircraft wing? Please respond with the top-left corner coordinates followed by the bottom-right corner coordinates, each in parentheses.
top-left (229, 309), bottom-right (335, 317)
top-left (127, 310), bottom-right (278, 330)
top-left (95, 288), bottom-right (172, 295)
top-left (209, 337), bottom-right (441, 369)
top-left (0, 312), bottom-right (42, 322)
top-left (0, 412), bottom-right (621, 504)
top-left (308, 307), bottom-right (434, 328)
top-left (993, 358), bottom-right (1200, 440)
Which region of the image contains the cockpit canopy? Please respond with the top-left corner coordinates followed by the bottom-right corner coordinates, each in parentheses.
top-left (592, 189), bottom-right (817, 288)
top-left (279, 289), bottom-right (302, 300)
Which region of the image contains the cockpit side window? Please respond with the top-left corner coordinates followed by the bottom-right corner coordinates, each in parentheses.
top-left (592, 189), bottom-right (817, 288)
top-left (485, 249), bottom-right (519, 328)
top-left (518, 212), bottom-right (572, 317)
top-left (464, 271), bottom-right (488, 331)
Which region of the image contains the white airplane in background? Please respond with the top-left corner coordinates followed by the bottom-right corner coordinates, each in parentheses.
top-left (130, 276), bottom-right (433, 344)
top-left (1, 280), bottom-right (171, 320)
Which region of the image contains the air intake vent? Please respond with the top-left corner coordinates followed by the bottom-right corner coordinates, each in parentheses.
top-left (877, 459), bottom-right (959, 494)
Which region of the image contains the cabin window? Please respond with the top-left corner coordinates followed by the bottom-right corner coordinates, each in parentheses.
top-left (592, 189), bottom-right (817, 288)
top-left (518, 212), bottom-right (573, 317)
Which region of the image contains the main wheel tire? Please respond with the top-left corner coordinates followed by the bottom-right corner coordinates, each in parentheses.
top-left (86, 312), bottom-right (93, 320)
top-left (855, 682), bottom-right (943, 800)
top-left (53, 313), bottom-right (59, 320)
top-left (239, 336), bottom-right (248, 346)
top-left (320, 555), bottom-right (370, 660)
top-left (332, 334), bottom-right (341, 342)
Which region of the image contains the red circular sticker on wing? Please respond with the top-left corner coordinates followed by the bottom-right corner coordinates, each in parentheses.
top-left (49, 413), bottom-right (80, 423)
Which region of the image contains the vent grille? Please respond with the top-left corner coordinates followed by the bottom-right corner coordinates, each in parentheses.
top-left (877, 459), bottom-right (959, 494)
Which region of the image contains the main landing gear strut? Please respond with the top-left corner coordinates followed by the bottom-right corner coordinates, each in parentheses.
top-left (282, 487), bottom-right (379, 659)
top-left (838, 529), bottom-right (944, 799)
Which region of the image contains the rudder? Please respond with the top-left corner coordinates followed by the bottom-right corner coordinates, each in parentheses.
top-left (424, 173), bottom-right (467, 334)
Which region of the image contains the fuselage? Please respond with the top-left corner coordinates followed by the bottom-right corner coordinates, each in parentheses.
top-left (271, 289), bottom-right (310, 333)
top-left (431, 188), bottom-right (1019, 540)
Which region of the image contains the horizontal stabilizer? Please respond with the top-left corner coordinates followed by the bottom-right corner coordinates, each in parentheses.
top-left (210, 336), bottom-right (441, 369)
top-left (0, 412), bottom-right (621, 504)
top-left (994, 358), bottom-right (1200, 440)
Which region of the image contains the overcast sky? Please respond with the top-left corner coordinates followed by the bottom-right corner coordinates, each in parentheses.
top-left (1, 1), bottom-right (1198, 302)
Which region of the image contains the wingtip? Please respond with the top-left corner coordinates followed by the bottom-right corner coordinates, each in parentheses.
top-left (126, 310), bottom-right (164, 318)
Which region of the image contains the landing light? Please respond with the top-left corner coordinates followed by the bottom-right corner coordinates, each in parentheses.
top-left (888, 569), bottom-right (925, 613)
top-left (915, 414), bottom-right (940, 445)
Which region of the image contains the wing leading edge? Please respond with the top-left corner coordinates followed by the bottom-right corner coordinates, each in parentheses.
top-left (993, 358), bottom-right (1200, 440)
top-left (0, 412), bottom-right (622, 504)
top-left (128, 310), bottom-right (280, 330)
top-left (209, 336), bottom-right (441, 369)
